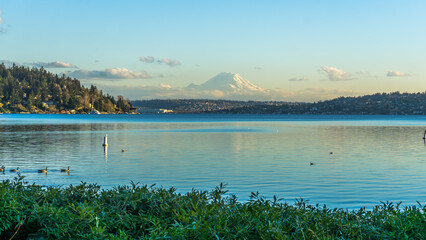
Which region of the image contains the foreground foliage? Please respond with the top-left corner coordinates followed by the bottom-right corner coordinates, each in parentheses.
top-left (0, 176), bottom-right (425, 239)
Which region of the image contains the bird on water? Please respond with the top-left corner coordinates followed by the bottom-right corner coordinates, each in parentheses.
top-left (61, 166), bottom-right (70, 172)
top-left (38, 167), bottom-right (48, 173)
top-left (10, 167), bottom-right (19, 173)
top-left (0, 165), bottom-right (5, 172)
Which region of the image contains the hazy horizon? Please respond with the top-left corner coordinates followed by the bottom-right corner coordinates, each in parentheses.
top-left (1, 1), bottom-right (425, 102)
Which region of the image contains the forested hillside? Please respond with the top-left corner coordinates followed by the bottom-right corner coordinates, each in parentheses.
top-left (0, 64), bottom-right (134, 113)
top-left (133, 92), bottom-right (426, 115)
top-left (214, 92), bottom-right (426, 115)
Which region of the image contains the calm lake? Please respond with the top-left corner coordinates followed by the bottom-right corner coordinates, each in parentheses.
top-left (0, 114), bottom-right (425, 209)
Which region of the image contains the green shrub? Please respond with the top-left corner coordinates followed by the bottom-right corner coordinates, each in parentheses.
top-left (0, 176), bottom-right (425, 239)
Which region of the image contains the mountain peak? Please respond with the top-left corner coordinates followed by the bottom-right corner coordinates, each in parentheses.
top-left (187, 72), bottom-right (264, 93)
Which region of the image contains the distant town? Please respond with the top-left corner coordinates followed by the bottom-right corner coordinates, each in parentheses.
top-left (132, 92), bottom-right (426, 115)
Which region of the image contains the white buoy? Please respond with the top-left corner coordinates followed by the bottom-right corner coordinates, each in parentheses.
top-left (103, 134), bottom-right (108, 146)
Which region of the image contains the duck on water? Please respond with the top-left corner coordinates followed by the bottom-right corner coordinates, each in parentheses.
top-left (61, 166), bottom-right (70, 172)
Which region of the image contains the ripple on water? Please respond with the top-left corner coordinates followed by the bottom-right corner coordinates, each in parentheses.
top-left (0, 114), bottom-right (425, 208)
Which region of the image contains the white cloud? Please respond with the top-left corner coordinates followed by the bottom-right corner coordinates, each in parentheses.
top-left (320, 66), bottom-right (352, 81)
top-left (33, 61), bottom-right (76, 68)
top-left (68, 68), bottom-right (151, 80)
top-left (387, 70), bottom-right (413, 77)
top-left (140, 56), bottom-right (155, 63)
top-left (160, 58), bottom-right (181, 67)
top-left (288, 77), bottom-right (308, 82)
top-left (159, 83), bottom-right (172, 89)
top-left (139, 56), bottom-right (181, 67)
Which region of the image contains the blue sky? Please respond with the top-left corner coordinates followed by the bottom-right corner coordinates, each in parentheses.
top-left (1, 1), bottom-right (425, 101)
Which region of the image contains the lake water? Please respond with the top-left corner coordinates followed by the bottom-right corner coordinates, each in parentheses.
top-left (0, 114), bottom-right (425, 209)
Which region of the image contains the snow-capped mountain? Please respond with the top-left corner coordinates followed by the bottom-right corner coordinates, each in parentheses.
top-left (187, 72), bottom-right (264, 93)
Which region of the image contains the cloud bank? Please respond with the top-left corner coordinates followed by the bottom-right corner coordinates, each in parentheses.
top-left (97, 85), bottom-right (270, 101)
top-left (288, 77), bottom-right (308, 82)
top-left (68, 68), bottom-right (151, 80)
top-left (320, 66), bottom-right (352, 81)
top-left (139, 56), bottom-right (181, 67)
top-left (33, 61), bottom-right (77, 68)
top-left (387, 71), bottom-right (413, 77)
top-left (93, 83), bottom-right (362, 102)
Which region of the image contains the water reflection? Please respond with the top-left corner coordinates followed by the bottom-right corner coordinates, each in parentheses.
top-left (104, 146), bottom-right (108, 162)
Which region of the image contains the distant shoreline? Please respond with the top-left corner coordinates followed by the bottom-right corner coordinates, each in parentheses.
top-left (131, 92), bottom-right (426, 115)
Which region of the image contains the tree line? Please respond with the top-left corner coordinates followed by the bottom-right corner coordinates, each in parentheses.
top-left (0, 64), bottom-right (134, 113)
top-left (214, 92), bottom-right (426, 115)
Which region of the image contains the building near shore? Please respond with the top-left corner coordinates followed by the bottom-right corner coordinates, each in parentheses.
top-left (137, 108), bottom-right (173, 114)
